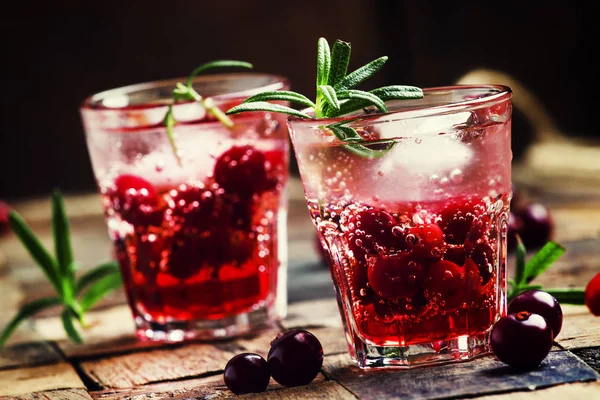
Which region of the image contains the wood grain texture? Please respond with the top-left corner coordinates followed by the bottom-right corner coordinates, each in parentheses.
top-left (79, 343), bottom-right (238, 389)
top-left (557, 305), bottom-right (600, 350)
top-left (461, 381), bottom-right (600, 400)
top-left (0, 388), bottom-right (93, 400)
top-left (0, 342), bottom-right (63, 370)
top-left (0, 363), bottom-right (85, 397)
top-left (322, 351), bottom-right (599, 400)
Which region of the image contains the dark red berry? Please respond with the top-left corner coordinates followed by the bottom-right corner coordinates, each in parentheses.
top-left (407, 223), bottom-right (444, 259)
top-left (490, 312), bottom-right (553, 369)
top-left (517, 203), bottom-right (554, 250)
top-left (425, 260), bottom-right (466, 311)
top-left (214, 145), bottom-right (268, 198)
top-left (367, 253), bottom-right (423, 300)
top-left (470, 242), bottom-right (494, 284)
top-left (346, 209), bottom-right (402, 257)
top-left (223, 353), bottom-right (270, 395)
top-left (443, 245), bottom-right (467, 265)
top-left (508, 290), bottom-right (563, 338)
top-left (167, 184), bottom-right (221, 232)
top-left (507, 211), bottom-right (524, 250)
top-left (439, 199), bottom-right (485, 245)
top-left (0, 200), bottom-right (12, 235)
top-left (267, 329), bottom-right (323, 388)
top-left (111, 174), bottom-right (161, 227)
top-left (585, 272), bottom-right (600, 316)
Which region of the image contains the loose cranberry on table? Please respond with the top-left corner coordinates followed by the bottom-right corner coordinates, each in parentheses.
top-left (267, 329), bottom-right (323, 388)
top-left (214, 145), bottom-right (269, 198)
top-left (585, 272), bottom-right (600, 316)
top-left (508, 202), bottom-right (554, 251)
top-left (507, 290), bottom-right (563, 338)
top-left (490, 311), bottom-right (553, 370)
top-left (223, 353), bottom-right (271, 395)
top-left (0, 200), bottom-right (11, 235)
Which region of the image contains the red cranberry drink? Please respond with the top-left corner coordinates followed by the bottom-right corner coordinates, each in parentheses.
top-left (288, 85), bottom-right (512, 368)
top-left (80, 73), bottom-right (289, 342)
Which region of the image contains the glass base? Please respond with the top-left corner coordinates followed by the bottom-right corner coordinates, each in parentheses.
top-left (351, 331), bottom-right (491, 369)
top-left (134, 302), bottom-right (278, 343)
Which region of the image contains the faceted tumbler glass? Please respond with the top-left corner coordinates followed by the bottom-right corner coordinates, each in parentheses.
top-left (80, 73), bottom-right (290, 342)
top-left (287, 85), bottom-right (512, 368)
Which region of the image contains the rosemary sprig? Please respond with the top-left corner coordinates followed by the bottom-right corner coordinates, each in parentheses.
top-left (225, 38), bottom-right (423, 158)
top-left (0, 190), bottom-right (122, 346)
top-left (508, 236), bottom-right (585, 304)
top-left (163, 60), bottom-right (253, 164)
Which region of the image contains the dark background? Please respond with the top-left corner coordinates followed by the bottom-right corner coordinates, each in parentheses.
top-left (1, 1), bottom-right (596, 201)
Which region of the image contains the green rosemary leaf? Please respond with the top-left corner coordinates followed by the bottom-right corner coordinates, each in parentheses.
top-left (343, 142), bottom-right (395, 159)
top-left (61, 307), bottom-right (83, 344)
top-left (76, 261), bottom-right (120, 295)
top-left (79, 272), bottom-right (123, 312)
top-left (543, 288), bottom-right (586, 305)
top-left (9, 211), bottom-right (62, 296)
top-left (335, 56), bottom-right (388, 92)
top-left (51, 190), bottom-right (74, 294)
top-left (371, 85), bottom-right (424, 101)
top-left (514, 235), bottom-right (527, 288)
top-left (172, 83), bottom-right (196, 102)
top-left (242, 91), bottom-right (316, 109)
top-left (328, 40), bottom-right (351, 88)
top-left (226, 102), bottom-right (312, 119)
top-left (186, 60), bottom-right (252, 88)
top-left (0, 297), bottom-right (62, 347)
top-left (524, 241), bottom-right (566, 284)
top-left (318, 85), bottom-right (340, 112)
top-left (337, 90), bottom-right (387, 113)
top-left (317, 37), bottom-right (331, 87)
top-left (163, 105), bottom-right (181, 165)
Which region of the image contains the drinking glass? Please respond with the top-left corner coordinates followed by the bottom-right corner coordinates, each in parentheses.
top-left (80, 73), bottom-right (290, 342)
top-left (287, 85), bottom-right (512, 368)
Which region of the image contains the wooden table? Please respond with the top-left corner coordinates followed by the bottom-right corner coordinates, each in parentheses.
top-left (0, 173), bottom-right (599, 400)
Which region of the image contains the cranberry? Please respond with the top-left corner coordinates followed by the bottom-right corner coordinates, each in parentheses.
top-left (346, 209), bottom-right (402, 257)
top-left (214, 145), bottom-right (268, 198)
top-left (490, 312), bottom-right (553, 369)
top-left (223, 353), bottom-right (270, 395)
top-left (367, 253), bottom-right (423, 300)
top-left (439, 199), bottom-right (485, 245)
top-left (0, 200), bottom-right (12, 235)
top-left (425, 260), bottom-right (467, 311)
top-left (407, 223), bottom-right (444, 259)
top-left (167, 184), bottom-right (221, 232)
top-left (443, 245), bottom-right (467, 266)
top-left (470, 242), bottom-right (494, 284)
top-left (507, 211), bottom-right (524, 249)
top-left (585, 272), bottom-right (600, 316)
top-left (508, 290), bottom-right (563, 338)
top-left (111, 174), bottom-right (161, 227)
top-left (267, 329), bottom-right (323, 388)
top-left (517, 203), bottom-right (554, 249)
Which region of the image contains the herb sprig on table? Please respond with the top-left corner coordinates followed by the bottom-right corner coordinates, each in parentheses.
top-left (508, 236), bottom-right (585, 304)
top-left (162, 60), bottom-right (253, 164)
top-left (0, 191), bottom-right (122, 346)
top-left (226, 38), bottom-right (423, 158)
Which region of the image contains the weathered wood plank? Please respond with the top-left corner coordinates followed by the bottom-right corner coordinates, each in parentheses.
top-left (239, 381), bottom-right (357, 400)
top-left (460, 381), bottom-right (600, 400)
top-left (79, 343), bottom-right (238, 389)
top-left (556, 305), bottom-right (600, 349)
top-left (0, 363), bottom-right (85, 397)
top-left (0, 388), bottom-right (93, 400)
top-left (0, 342), bottom-right (63, 370)
top-left (322, 350), bottom-right (599, 400)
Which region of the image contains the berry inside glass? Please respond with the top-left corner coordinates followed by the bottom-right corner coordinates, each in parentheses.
top-left (80, 73), bottom-right (289, 341)
top-left (288, 85), bottom-right (512, 368)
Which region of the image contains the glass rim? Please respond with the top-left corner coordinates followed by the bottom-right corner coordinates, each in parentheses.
top-left (80, 72), bottom-right (289, 111)
top-left (287, 84), bottom-right (512, 125)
